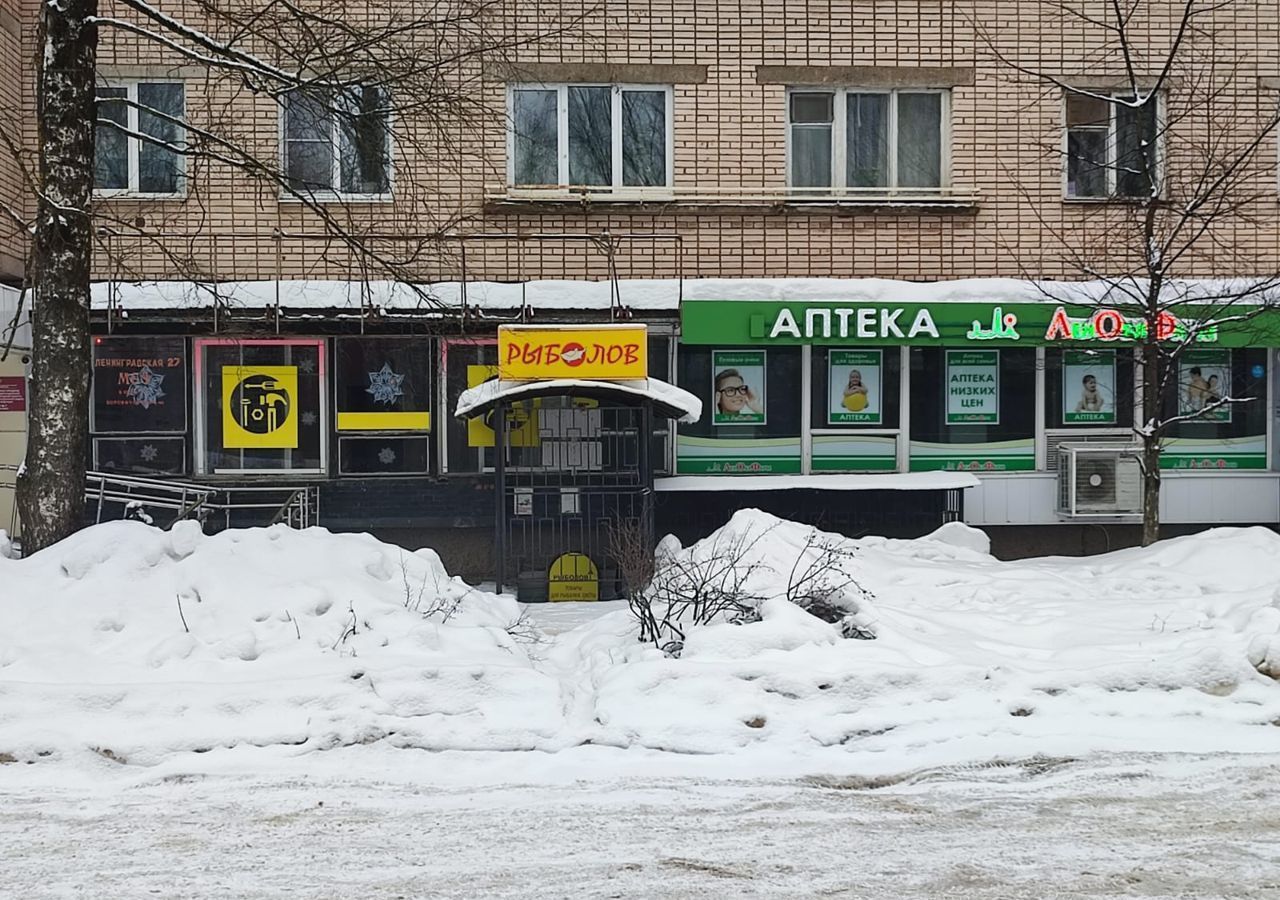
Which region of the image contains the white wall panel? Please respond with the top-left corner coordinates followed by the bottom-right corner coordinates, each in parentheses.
top-left (965, 472), bottom-right (1280, 526)
top-left (1160, 474), bottom-right (1280, 524)
top-left (963, 474), bottom-right (1060, 526)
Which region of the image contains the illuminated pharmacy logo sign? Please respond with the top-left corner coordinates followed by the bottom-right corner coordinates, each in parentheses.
top-left (366, 362), bottom-right (406, 405)
top-left (965, 307), bottom-right (1019, 341)
top-left (1043, 307), bottom-right (1219, 343)
top-left (222, 366), bottom-right (299, 449)
top-left (681, 300), bottom-right (1280, 347)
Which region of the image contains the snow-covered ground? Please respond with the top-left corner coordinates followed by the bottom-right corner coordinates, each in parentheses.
top-left (2, 748), bottom-right (1278, 899)
top-left (2, 513), bottom-right (1280, 896)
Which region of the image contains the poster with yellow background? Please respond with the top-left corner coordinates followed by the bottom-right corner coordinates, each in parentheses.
top-left (222, 366), bottom-right (299, 449)
top-left (465, 365), bottom-right (540, 448)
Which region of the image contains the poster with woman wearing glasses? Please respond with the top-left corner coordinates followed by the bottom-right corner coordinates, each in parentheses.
top-left (712, 350), bottom-right (767, 425)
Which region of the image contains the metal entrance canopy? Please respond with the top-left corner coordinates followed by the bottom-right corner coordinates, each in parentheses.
top-left (454, 376), bottom-right (701, 423)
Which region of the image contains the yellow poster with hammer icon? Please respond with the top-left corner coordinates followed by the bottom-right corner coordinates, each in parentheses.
top-left (222, 366), bottom-right (298, 449)
top-left (466, 364), bottom-right (540, 448)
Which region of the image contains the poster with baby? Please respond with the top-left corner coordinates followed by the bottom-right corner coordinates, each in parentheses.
top-left (1178, 350), bottom-right (1231, 423)
top-left (1063, 350), bottom-right (1116, 424)
top-left (828, 350), bottom-right (882, 425)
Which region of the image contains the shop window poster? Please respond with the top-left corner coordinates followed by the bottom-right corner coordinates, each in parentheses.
top-left (945, 350), bottom-right (1000, 425)
top-left (712, 350), bottom-right (767, 426)
top-left (91, 336), bottom-right (187, 433)
top-left (828, 350), bottom-right (882, 425)
top-left (335, 338), bottom-right (431, 432)
top-left (221, 365), bottom-right (299, 449)
top-left (1062, 350), bottom-right (1116, 424)
top-left (1179, 350), bottom-right (1231, 423)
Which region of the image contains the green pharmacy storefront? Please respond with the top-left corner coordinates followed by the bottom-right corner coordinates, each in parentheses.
top-left (675, 299), bottom-right (1280, 482)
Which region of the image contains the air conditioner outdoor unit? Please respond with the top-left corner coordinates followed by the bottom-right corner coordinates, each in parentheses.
top-left (1057, 443), bottom-right (1144, 518)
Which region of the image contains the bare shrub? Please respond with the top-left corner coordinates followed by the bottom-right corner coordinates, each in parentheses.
top-left (628, 522), bottom-right (878, 654)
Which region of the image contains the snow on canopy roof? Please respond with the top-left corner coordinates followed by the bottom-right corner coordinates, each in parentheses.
top-left (655, 472), bottom-right (980, 492)
top-left (454, 376), bottom-right (702, 423)
top-left (87, 277), bottom-right (1280, 313)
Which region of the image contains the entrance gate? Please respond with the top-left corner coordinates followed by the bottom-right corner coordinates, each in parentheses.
top-left (493, 398), bottom-right (654, 601)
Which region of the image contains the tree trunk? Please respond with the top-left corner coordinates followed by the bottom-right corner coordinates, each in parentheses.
top-left (17, 3), bottom-right (98, 552)
top-left (1140, 339), bottom-right (1161, 546)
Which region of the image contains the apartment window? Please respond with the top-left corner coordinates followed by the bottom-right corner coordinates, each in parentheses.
top-left (509, 84), bottom-right (672, 189)
top-left (1065, 92), bottom-right (1159, 199)
top-left (94, 82), bottom-right (185, 195)
top-left (788, 88), bottom-right (946, 194)
top-left (282, 86), bottom-right (391, 197)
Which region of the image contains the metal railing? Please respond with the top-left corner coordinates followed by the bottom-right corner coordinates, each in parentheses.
top-left (85, 470), bottom-right (320, 532)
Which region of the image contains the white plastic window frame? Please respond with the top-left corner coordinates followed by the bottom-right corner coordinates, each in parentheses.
top-left (505, 83), bottom-right (675, 193)
top-left (784, 87), bottom-right (952, 195)
top-left (278, 86), bottom-right (396, 204)
top-left (1062, 90), bottom-right (1164, 201)
top-left (93, 80), bottom-right (187, 199)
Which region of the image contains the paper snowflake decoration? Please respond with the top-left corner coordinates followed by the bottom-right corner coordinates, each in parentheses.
top-left (301, 411), bottom-right (317, 427)
top-left (377, 446), bottom-right (397, 465)
top-left (297, 357), bottom-right (316, 374)
top-left (138, 444), bottom-right (159, 462)
top-left (366, 362), bottom-right (406, 406)
top-left (125, 366), bottom-right (165, 410)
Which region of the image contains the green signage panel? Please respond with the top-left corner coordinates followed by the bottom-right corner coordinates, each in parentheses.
top-left (680, 300), bottom-right (1280, 348)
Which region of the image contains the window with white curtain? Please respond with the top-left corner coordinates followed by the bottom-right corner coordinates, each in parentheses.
top-left (282, 85), bottom-right (392, 198)
top-left (94, 81), bottom-right (186, 196)
top-left (787, 88), bottom-right (947, 195)
top-left (509, 84), bottom-right (672, 190)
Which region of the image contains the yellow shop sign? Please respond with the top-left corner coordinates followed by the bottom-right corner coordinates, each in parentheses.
top-left (548, 552), bottom-right (600, 602)
top-left (222, 365), bottom-right (298, 449)
top-left (498, 325), bottom-right (647, 381)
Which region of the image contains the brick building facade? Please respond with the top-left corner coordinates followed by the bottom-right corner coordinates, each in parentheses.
top-left (3, 2), bottom-right (1280, 573)
top-left (5, 1), bottom-right (1279, 286)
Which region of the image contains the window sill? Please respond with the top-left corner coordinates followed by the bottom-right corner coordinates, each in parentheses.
top-left (94, 191), bottom-right (187, 202)
top-left (279, 193), bottom-right (394, 205)
top-left (1062, 194), bottom-right (1162, 204)
top-left (485, 185), bottom-right (979, 215)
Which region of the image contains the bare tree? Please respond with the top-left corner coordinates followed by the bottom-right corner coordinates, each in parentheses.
top-left (980, 0), bottom-right (1280, 544)
top-left (5, 0), bottom-right (584, 551)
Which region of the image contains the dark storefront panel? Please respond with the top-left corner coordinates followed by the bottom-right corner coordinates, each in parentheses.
top-left (334, 337), bottom-right (433, 434)
top-left (338, 435), bottom-right (431, 475)
top-left (91, 336), bottom-right (189, 434)
top-left (93, 436), bottom-right (186, 476)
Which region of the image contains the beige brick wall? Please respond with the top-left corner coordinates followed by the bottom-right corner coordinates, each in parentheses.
top-left (13, 1), bottom-right (1280, 288)
top-left (0, 0), bottom-right (29, 283)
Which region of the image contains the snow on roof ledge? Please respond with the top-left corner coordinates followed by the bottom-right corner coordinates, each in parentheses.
top-left (454, 376), bottom-right (702, 423)
top-left (655, 472), bottom-right (980, 492)
top-left (87, 276), bottom-right (1280, 313)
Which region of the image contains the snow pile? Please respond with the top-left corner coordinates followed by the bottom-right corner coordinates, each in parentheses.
top-left (88, 275), bottom-right (1280, 313)
top-left (0, 522), bottom-right (561, 764)
top-left (564, 511), bottom-right (1280, 758)
top-left (2, 512), bottom-right (1279, 768)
